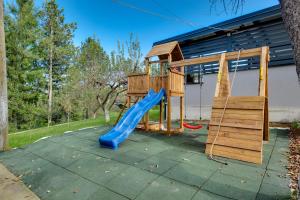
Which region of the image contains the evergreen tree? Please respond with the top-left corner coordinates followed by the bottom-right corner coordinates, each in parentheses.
top-left (40, 0), bottom-right (76, 126)
top-left (5, 0), bottom-right (45, 131)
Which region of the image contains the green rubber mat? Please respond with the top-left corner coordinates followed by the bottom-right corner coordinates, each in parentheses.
top-left (0, 127), bottom-right (291, 200)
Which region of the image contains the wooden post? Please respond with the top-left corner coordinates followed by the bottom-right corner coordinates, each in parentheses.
top-left (259, 47), bottom-right (269, 141)
top-left (159, 61), bottom-right (163, 129)
top-left (167, 89), bottom-right (171, 133)
top-left (127, 96), bottom-right (131, 108)
top-left (214, 53), bottom-right (230, 97)
top-left (0, 0), bottom-right (8, 151)
top-left (167, 54), bottom-right (172, 133)
top-left (144, 58), bottom-right (150, 131)
top-left (180, 96), bottom-right (184, 130)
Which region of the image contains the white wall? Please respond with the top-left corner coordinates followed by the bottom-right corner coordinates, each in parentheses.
top-left (171, 65), bottom-right (300, 122)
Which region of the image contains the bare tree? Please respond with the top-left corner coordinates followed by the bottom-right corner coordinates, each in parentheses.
top-left (127, 33), bottom-right (143, 72)
top-left (209, 0), bottom-right (245, 14)
top-left (0, 0), bottom-right (8, 151)
top-left (210, 0), bottom-right (300, 81)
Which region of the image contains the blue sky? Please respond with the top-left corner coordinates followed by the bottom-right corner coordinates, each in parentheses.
top-left (26, 0), bottom-right (280, 56)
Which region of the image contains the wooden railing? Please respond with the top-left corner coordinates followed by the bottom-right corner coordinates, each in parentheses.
top-left (168, 71), bottom-right (184, 96)
top-left (127, 73), bottom-right (149, 95)
top-left (127, 71), bottom-right (184, 97)
top-left (150, 76), bottom-right (167, 93)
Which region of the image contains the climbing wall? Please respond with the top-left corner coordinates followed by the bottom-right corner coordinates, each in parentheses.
top-left (205, 47), bottom-right (269, 164)
top-left (206, 96), bottom-right (266, 164)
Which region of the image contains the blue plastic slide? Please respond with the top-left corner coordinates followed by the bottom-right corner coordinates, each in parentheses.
top-left (99, 88), bottom-right (165, 149)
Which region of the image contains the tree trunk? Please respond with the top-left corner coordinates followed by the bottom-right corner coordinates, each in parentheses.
top-left (280, 0), bottom-right (300, 82)
top-left (47, 28), bottom-right (53, 127)
top-left (0, 0), bottom-right (8, 151)
top-left (67, 112), bottom-right (70, 127)
top-left (104, 108), bottom-right (110, 123)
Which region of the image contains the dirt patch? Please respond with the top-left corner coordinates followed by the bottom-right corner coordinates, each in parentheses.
top-left (288, 127), bottom-right (300, 198)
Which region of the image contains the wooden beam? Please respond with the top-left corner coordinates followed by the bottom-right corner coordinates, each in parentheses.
top-left (214, 53), bottom-right (230, 97)
top-left (170, 47), bottom-right (263, 67)
top-left (128, 73), bottom-right (148, 77)
top-left (0, 0), bottom-right (8, 151)
top-left (148, 59), bottom-right (168, 64)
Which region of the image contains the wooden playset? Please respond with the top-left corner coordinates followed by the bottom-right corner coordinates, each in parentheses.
top-left (125, 41), bottom-right (185, 134)
top-left (121, 41), bottom-right (270, 164)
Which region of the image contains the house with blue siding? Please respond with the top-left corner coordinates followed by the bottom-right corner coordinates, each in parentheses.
top-left (154, 5), bottom-right (300, 122)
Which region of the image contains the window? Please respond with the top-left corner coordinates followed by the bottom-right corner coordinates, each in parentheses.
top-left (186, 73), bottom-right (200, 84)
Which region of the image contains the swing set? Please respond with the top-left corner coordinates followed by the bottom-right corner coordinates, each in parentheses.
top-left (116, 41), bottom-right (269, 164)
top-left (182, 61), bottom-right (205, 130)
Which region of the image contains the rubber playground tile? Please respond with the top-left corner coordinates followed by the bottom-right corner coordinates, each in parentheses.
top-left (136, 155), bottom-right (180, 175)
top-left (158, 148), bottom-right (195, 162)
top-left (112, 149), bottom-right (152, 165)
top-left (87, 186), bottom-right (129, 200)
top-left (263, 149), bottom-right (272, 163)
top-left (181, 134), bottom-right (208, 144)
top-left (185, 153), bottom-right (223, 170)
top-left (46, 177), bottom-right (100, 200)
top-left (272, 144), bottom-right (289, 155)
top-left (127, 132), bottom-right (155, 142)
top-left (135, 176), bottom-right (198, 200)
top-left (0, 148), bottom-right (30, 161)
top-left (202, 172), bottom-right (260, 200)
top-left (177, 140), bottom-right (206, 154)
top-left (117, 139), bottom-right (141, 150)
top-left (164, 162), bottom-right (216, 188)
top-left (267, 154), bottom-right (288, 172)
top-left (39, 146), bottom-right (89, 168)
top-left (22, 162), bottom-right (80, 199)
top-left (192, 190), bottom-right (232, 200)
top-left (0, 152), bottom-right (49, 176)
top-left (67, 154), bottom-right (129, 185)
top-left (276, 134), bottom-right (289, 142)
top-left (220, 162), bottom-right (265, 182)
top-left (131, 142), bottom-right (171, 156)
top-left (23, 139), bottom-right (55, 152)
top-left (106, 166), bottom-right (158, 199)
top-left (25, 141), bottom-right (62, 157)
top-left (157, 136), bottom-right (189, 146)
top-left (80, 143), bottom-right (127, 159)
top-left (263, 142), bottom-right (274, 151)
top-left (263, 170), bottom-right (290, 188)
top-left (51, 136), bottom-right (95, 150)
top-left (223, 157), bottom-right (265, 169)
top-left (256, 183), bottom-right (290, 200)
top-left (97, 126), bottom-right (114, 135)
top-left (73, 128), bottom-right (109, 140)
top-left (275, 129), bottom-right (289, 137)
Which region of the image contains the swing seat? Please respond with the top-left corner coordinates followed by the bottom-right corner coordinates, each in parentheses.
top-left (183, 122), bottom-right (202, 130)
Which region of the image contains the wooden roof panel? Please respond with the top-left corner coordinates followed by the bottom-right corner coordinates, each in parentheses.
top-left (146, 41), bottom-right (179, 58)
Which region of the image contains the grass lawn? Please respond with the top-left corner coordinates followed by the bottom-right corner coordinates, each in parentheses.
top-left (9, 109), bottom-right (160, 148)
